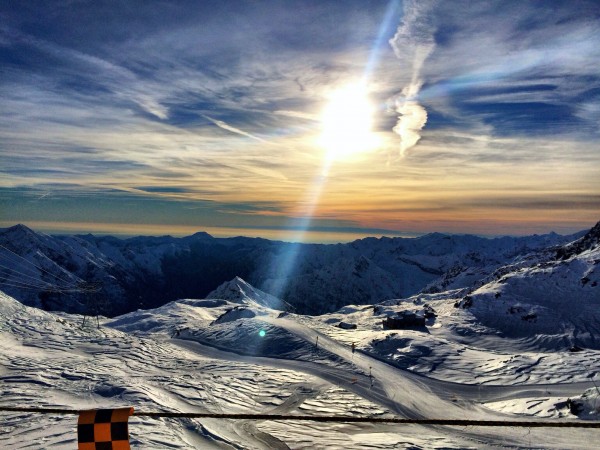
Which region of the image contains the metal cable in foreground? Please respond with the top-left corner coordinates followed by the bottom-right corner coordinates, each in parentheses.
top-left (1, 407), bottom-right (599, 428)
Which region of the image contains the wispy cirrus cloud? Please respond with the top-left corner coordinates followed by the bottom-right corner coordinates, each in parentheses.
top-left (0, 24), bottom-right (170, 120)
top-left (202, 115), bottom-right (266, 142)
top-left (0, 1), bottom-right (598, 239)
top-left (416, 0), bottom-right (600, 137)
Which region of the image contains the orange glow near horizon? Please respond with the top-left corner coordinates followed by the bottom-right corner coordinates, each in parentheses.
top-left (0, 221), bottom-right (418, 243)
top-left (2, 216), bottom-right (596, 243)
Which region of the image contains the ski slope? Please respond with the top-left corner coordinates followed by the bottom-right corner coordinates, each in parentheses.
top-left (2, 289), bottom-right (599, 449)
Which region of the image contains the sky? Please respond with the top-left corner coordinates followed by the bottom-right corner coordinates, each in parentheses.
top-left (1, 0), bottom-right (599, 242)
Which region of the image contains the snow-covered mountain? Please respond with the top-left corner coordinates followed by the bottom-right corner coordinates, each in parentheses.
top-left (459, 221), bottom-right (600, 349)
top-left (0, 225), bottom-right (225, 315)
top-left (206, 276), bottom-right (293, 311)
top-left (2, 268), bottom-right (599, 448)
top-left (0, 223), bottom-right (588, 316)
top-left (2, 223), bottom-right (600, 447)
top-left (303, 221), bottom-right (600, 391)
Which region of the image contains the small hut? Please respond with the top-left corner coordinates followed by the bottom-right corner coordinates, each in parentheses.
top-left (382, 310), bottom-right (425, 329)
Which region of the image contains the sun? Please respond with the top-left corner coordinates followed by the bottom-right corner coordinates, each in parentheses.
top-left (319, 83), bottom-right (379, 160)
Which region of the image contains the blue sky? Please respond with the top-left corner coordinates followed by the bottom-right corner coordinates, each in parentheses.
top-left (1, 0), bottom-right (599, 241)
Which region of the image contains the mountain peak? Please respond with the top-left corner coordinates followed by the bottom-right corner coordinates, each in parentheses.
top-left (4, 224), bottom-right (35, 235)
top-left (0, 224), bottom-right (44, 248)
top-left (206, 277), bottom-right (290, 311)
top-left (185, 231), bottom-right (214, 240)
top-left (557, 220), bottom-right (600, 259)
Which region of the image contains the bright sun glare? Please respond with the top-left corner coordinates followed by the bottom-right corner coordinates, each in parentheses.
top-left (319, 83), bottom-right (379, 160)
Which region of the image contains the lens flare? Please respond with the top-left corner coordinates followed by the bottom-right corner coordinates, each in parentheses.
top-left (319, 83), bottom-right (379, 160)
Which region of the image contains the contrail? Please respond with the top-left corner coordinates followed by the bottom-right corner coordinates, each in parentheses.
top-left (202, 115), bottom-right (266, 142)
top-left (389, 0), bottom-right (437, 156)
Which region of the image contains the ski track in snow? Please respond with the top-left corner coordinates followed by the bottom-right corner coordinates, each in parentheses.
top-left (2, 288), bottom-right (600, 449)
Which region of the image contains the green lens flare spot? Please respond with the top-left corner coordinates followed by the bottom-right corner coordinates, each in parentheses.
top-left (259, 329), bottom-right (266, 337)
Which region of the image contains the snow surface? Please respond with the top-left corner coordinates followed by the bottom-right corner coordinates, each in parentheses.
top-left (1, 222), bottom-right (599, 448)
top-left (2, 280), bottom-right (599, 448)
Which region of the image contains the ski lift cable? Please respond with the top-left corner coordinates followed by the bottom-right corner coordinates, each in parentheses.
top-left (0, 262), bottom-right (85, 291)
top-left (0, 244), bottom-right (51, 268)
top-left (0, 266), bottom-right (57, 288)
top-left (0, 283), bottom-right (70, 295)
top-left (0, 245), bottom-right (83, 288)
top-left (0, 277), bottom-right (67, 291)
top-left (0, 252), bottom-right (46, 280)
top-left (0, 248), bottom-right (82, 289)
top-left (0, 281), bottom-right (67, 292)
top-left (0, 280), bottom-right (87, 293)
top-left (0, 246), bottom-right (59, 279)
top-left (0, 246), bottom-right (99, 294)
top-left (0, 407), bottom-right (598, 428)
top-left (76, 281), bottom-right (103, 294)
top-left (0, 262), bottom-right (76, 289)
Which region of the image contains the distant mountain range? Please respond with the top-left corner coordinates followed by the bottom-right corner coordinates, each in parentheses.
top-left (0, 223), bottom-right (593, 316)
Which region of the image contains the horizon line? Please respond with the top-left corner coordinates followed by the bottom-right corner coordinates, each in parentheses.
top-left (0, 221), bottom-right (588, 245)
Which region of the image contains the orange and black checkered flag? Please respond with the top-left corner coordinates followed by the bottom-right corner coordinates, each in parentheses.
top-left (77, 407), bottom-right (134, 450)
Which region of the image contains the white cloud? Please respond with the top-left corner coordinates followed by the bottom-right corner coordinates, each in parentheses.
top-left (389, 0), bottom-right (437, 156)
top-left (393, 96), bottom-right (428, 156)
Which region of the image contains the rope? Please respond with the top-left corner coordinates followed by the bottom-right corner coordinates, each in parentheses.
top-left (0, 407), bottom-right (598, 428)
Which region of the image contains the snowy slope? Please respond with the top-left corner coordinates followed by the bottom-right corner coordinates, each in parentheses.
top-left (2, 274), bottom-right (600, 449)
top-left (303, 223), bottom-right (600, 390)
top-left (460, 224), bottom-right (600, 349)
top-left (0, 225), bottom-right (135, 314)
top-left (0, 291), bottom-right (400, 449)
top-left (0, 225), bottom-right (91, 311)
top-left (3, 222), bottom-right (600, 449)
